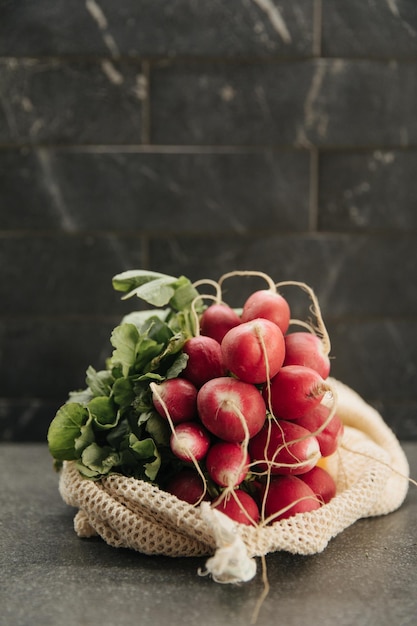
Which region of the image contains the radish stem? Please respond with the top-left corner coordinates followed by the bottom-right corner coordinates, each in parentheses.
top-left (276, 280), bottom-right (331, 356)
top-left (219, 270), bottom-right (277, 293)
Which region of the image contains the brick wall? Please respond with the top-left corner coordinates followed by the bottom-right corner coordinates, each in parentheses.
top-left (1, 0), bottom-right (416, 441)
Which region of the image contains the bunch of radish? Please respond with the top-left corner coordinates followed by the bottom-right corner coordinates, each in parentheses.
top-left (150, 272), bottom-right (344, 527)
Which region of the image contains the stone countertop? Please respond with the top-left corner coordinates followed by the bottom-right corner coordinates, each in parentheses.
top-left (1, 443), bottom-right (416, 626)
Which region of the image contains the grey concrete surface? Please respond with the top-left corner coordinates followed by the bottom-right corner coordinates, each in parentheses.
top-left (1, 443), bottom-right (416, 626)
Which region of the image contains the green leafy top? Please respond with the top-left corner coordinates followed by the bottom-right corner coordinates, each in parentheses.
top-left (112, 270), bottom-right (199, 311)
top-left (47, 271), bottom-right (203, 482)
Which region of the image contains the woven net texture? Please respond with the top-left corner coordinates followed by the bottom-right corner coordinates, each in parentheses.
top-left (59, 378), bottom-right (410, 559)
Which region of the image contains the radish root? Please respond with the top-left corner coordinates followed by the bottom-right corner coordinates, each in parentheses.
top-left (276, 280), bottom-right (331, 356)
top-left (219, 270), bottom-right (277, 293)
top-left (189, 293), bottom-right (219, 337)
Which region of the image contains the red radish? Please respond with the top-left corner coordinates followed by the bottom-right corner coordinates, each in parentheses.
top-left (299, 465), bottom-right (337, 504)
top-left (241, 289), bottom-right (291, 334)
top-left (265, 365), bottom-right (327, 420)
top-left (165, 468), bottom-right (208, 505)
top-left (170, 421), bottom-right (211, 462)
top-left (206, 441), bottom-right (250, 488)
top-left (221, 318), bottom-right (285, 384)
top-left (200, 303), bottom-right (241, 344)
top-left (151, 378), bottom-right (198, 424)
top-left (294, 403), bottom-right (344, 457)
top-left (181, 336), bottom-right (226, 388)
top-left (248, 419), bottom-right (321, 475)
top-left (262, 475), bottom-right (321, 522)
top-left (197, 376), bottom-right (267, 443)
top-left (283, 332), bottom-right (331, 379)
top-left (213, 490), bottom-right (260, 526)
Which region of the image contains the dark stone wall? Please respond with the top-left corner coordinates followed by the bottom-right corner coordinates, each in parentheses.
top-left (1, 1), bottom-right (416, 441)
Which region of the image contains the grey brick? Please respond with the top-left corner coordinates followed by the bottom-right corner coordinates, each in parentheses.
top-left (0, 59), bottom-right (143, 144)
top-left (0, 317), bottom-right (117, 397)
top-left (148, 233), bottom-right (417, 317)
top-left (327, 319), bottom-right (417, 411)
top-left (151, 61), bottom-right (311, 145)
top-left (10, 226), bottom-right (411, 320)
top-left (319, 150), bottom-right (417, 230)
top-left (0, 0), bottom-right (314, 58)
top-left (0, 148), bottom-right (310, 232)
top-left (0, 235), bottom-right (145, 315)
top-left (322, 0), bottom-right (417, 58)
top-left (151, 59), bottom-right (417, 147)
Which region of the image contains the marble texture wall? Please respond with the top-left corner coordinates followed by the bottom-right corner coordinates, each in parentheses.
top-left (1, 1), bottom-right (417, 440)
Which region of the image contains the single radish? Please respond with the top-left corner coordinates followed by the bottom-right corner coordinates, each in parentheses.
top-left (262, 475), bottom-right (321, 522)
top-left (265, 365), bottom-right (327, 420)
top-left (164, 468), bottom-right (208, 505)
top-left (221, 318), bottom-right (285, 384)
top-left (213, 490), bottom-right (260, 526)
top-left (241, 289), bottom-right (291, 334)
top-left (283, 331), bottom-right (331, 379)
top-left (298, 465), bottom-right (337, 504)
top-left (248, 419), bottom-right (321, 475)
top-left (170, 421), bottom-right (211, 462)
top-left (206, 441), bottom-right (250, 488)
top-left (294, 403), bottom-right (344, 457)
top-left (151, 378), bottom-right (198, 424)
top-left (200, 303), bottom-right (241, 344)
top-left (181, 336), bottom-right (226, 388)
top-left (197, 376), bottom-right (267, 443)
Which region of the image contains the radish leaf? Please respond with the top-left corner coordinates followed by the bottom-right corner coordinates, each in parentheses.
top-left (47, 403), bottom-right (89, 461)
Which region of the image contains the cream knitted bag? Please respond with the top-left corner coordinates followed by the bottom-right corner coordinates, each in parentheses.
top-left (58, 377), bottom-right (409, 583)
